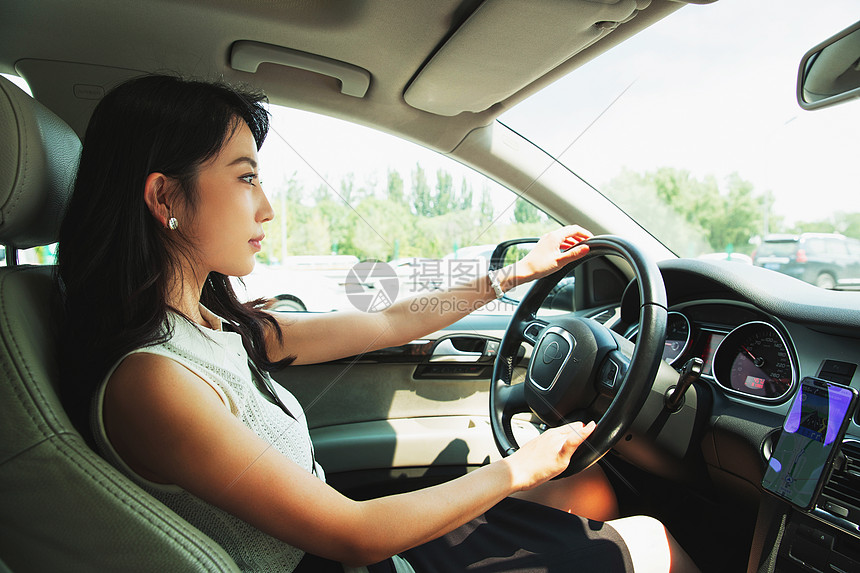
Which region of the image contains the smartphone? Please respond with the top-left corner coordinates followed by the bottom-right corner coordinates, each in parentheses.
top-left (762, 376), bottom-right (858, 509)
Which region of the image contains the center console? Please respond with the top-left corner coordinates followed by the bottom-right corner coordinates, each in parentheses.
top-left (754, 439), bottom-right (860, 573)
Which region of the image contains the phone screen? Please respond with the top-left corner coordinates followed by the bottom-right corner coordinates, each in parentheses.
top-left (762, 377), bottom-right (857, 509)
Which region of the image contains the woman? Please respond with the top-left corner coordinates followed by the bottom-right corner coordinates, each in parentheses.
top-left (57, 75), bottom-right (698, 572)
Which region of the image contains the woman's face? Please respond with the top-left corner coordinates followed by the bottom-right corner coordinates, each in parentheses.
top-left (183, 121), bottom-right (274, 279)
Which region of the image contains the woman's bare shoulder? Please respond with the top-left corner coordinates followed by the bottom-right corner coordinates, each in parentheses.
top-left (102, 352), bottom-right (236, 482)
top-left (107, 351), bottom-right (226, 413)
top-left (103, 351), bottom-right (340, 546)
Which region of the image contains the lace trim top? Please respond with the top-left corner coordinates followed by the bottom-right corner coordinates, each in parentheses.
top-left (91, 307), bottom-right (323, 572)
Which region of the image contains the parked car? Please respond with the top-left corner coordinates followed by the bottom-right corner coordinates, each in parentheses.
top-left (753, 233), bottom-right (860, 289)
top-left (4, 2), bottom-right (860, 573)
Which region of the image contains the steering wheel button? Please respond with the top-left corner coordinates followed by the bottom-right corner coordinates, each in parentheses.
top-left (601, 361), bottom-right (619, 388)
top-left (524, 322), bottom-right (545, 342)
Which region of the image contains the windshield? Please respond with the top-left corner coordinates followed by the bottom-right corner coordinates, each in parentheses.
top-left (500, 0), bottom-right (860, 272)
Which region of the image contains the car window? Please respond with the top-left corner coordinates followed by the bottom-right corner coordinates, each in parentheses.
top-left (0, 244), bottom-right (57, 267)
top-left (825, 239), bottom-right (848, 256)
top-left (234, 106), bottom-right (559, 313)
top-left (756, 241), bottom-right (797, 258)
top-left (804, 238), bottom-right (827, 255)
top-left (0, 74), bottom-right (56, 268)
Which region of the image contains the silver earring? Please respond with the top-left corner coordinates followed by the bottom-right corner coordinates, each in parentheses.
top-left (167, 217), bottom-right (178, 230)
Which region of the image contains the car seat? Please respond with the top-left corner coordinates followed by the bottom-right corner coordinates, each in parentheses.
top-left (0, 75), bottom-right (240, 572)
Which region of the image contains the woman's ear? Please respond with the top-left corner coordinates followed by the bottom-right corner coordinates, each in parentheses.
top-left (143, 172), bottom-right (172, 228)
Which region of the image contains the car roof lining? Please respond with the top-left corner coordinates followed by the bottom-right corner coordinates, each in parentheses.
top-left (3, 0), bottom-right (706, 154)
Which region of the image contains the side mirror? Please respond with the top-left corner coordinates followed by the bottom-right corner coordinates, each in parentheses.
top-left (489, 238), bottom-right (577, 310)
top-left (489, 239), bottom-right (537, 304)
top-left (798, 20), bottom-right (860, 110)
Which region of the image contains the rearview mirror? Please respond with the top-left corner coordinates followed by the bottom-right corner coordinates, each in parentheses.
top-left (798, 20), bottom-right (860, 110)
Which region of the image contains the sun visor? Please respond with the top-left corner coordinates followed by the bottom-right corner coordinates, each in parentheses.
top-left (404, 0), bottom-right (645, 116)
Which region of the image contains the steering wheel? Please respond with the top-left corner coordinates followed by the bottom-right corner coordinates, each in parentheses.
top-left (490, 235), bottom-right (668, 478)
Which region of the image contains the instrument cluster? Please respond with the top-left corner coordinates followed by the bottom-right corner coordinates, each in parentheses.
top-left (639, 309), bottom-right (797, 402)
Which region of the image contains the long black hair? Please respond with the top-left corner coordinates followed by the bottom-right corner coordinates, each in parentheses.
top-left (57, 74), bottom-right (292, 436)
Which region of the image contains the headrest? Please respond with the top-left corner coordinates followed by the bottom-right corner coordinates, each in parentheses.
top-left (0, 76), bottom-right (81, 250)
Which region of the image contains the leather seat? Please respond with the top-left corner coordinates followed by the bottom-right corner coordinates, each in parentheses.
top-left (0, 75), bottom-right (240, 572)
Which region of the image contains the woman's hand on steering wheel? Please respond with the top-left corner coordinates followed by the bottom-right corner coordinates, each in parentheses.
top-left (505, 420), bottom-right (597, 492)
top-left (515, 225), bottom-right (593, 284)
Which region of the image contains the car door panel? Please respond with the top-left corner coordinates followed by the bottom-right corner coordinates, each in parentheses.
top-left (269, 315), bottom-right (537, 493)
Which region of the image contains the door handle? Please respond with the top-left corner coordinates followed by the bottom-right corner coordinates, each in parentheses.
top-left (429, 336), bottom-right (500, 363)
top-left (430, 339), bottom-right (482, 362)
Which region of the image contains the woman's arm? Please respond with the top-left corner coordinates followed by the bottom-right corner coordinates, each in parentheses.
top-left (267, 225), bottom-right (592, 365)
top-left (104, 353), bottom-right (595, 566)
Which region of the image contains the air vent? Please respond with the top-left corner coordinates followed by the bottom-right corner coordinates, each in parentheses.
top-left (591, 308), bottom-right (617, 325)
top-left (818, 440), bottom-right (860, 528)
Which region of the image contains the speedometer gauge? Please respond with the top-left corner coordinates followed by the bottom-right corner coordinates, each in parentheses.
top-left (712, 321), bottom-right (796, 401)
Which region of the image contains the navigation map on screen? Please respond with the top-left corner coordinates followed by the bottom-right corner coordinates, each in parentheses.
top-left (761, 378), bottom-right (856, 509)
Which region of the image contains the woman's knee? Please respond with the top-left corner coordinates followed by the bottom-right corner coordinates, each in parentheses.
top-left (511, 463), bottom-right (619, 521)
top-left (608, 515), bottom-right (700, 573)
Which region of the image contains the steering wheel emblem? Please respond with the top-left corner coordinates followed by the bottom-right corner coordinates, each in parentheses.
top-left (542, 340), bottom-right (563, 363)
top-left (528, 327), bottom-right (575, 392)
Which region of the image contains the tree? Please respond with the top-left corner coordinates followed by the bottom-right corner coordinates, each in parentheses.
top-left (701, 173), bottom-right (761, 253)
top-left (836, 212), bottom-right (860, 239)
top-left (410, 163), bottom-right (432, 217)
top-left (386, 169), bottom-right (405, 204)
top-left (340, 172), bottom-right (355, 205)
top-left (312, 182), bottom-right (332, 204)
top-left (603, 167), bottom-right (764, 257)
top-left (479, 183), bottom-right (494, 226)
top-left (459, 176), bottom-right (473, 211)
top-left (348, 197), bottom-right (413, 260)
top-left (513, 197), bottom-right (541, 224)
top-left (435, 169), bottom-right (454, 216)
top-left (315, 198), bottom-right (352, 254)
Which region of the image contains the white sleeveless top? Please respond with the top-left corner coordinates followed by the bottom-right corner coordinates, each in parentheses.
top-left (91, 307), bottom-right (323, 572)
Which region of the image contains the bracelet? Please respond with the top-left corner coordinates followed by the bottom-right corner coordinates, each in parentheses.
top-left (487, 269), bottom-right (504, 299)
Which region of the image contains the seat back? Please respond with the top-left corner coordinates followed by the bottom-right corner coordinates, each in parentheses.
top-left (0, 75), bottom-right (239, 572)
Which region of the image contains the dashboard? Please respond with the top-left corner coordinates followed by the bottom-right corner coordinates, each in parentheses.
top-left (610, 257), bottom-right (860, 570)
top-left (617, 258), bottom-right (860, 417)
